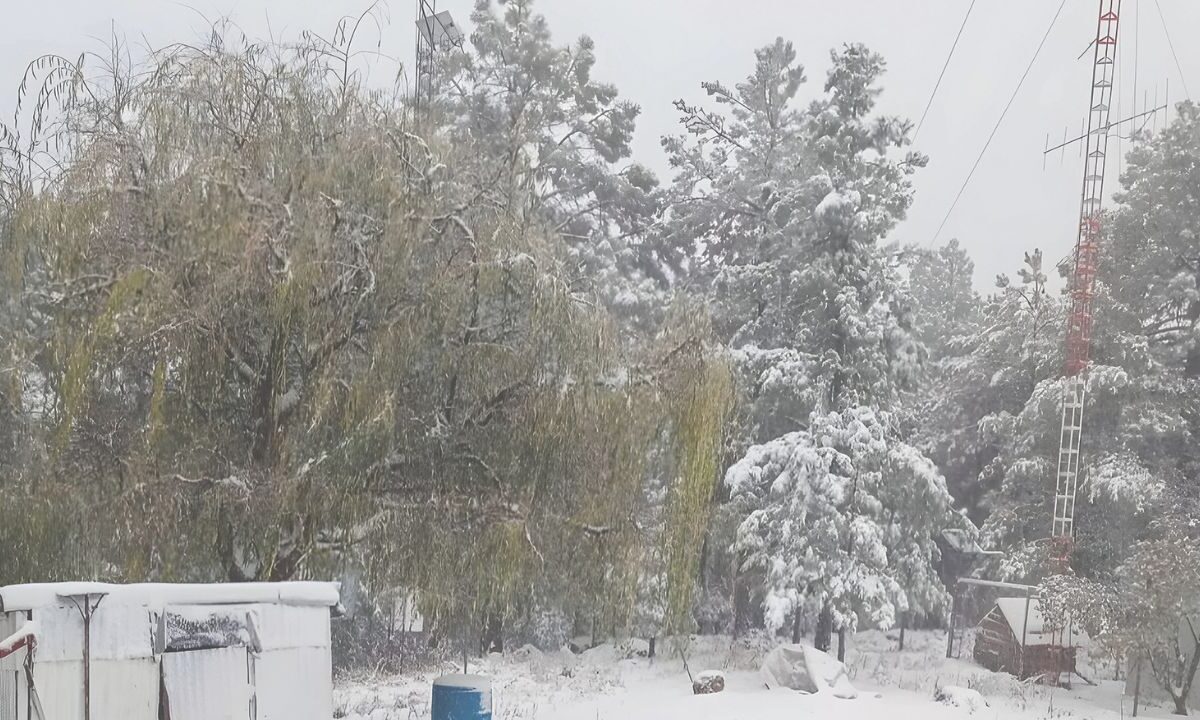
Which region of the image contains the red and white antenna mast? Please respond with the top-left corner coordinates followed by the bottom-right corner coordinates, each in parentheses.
top-left (1052, 1), bottom-right (1122, 559)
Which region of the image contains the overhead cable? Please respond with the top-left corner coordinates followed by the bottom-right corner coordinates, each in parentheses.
top-left (930, 0), bottom-right (1068, 245)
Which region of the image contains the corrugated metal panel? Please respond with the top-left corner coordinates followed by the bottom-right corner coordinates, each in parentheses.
top-left (14, 667), bottom-right (28, 720)
top-left (254, 647), bottom-right (332, 720)
top-left (29, 659), bottom-right (157, 720)
top-left (0, 616), bottom-right (13, 720)
top-left (89, 606), bottom-right (154, 660)
top-left (162, 647), bottom-right (251, 720)
top-left (33, 660), bottom-right (83, 720)
top-left (92, 658), bottom-right (158, 720)
top-left (250, 605), bottom-right (329, 651)
top-left (31, 607), bottom-right (83, 664)
top-left (9, 601), bottom-right (330, 720)
top-left (0, 669), bottom-right (18, 720)
top-left (32, 605), bottom-right (154, 663)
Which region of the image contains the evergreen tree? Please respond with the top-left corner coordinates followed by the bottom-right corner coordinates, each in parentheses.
top-left (668, 40), bottom-right (954, 650)
top-left (664, 41), bottom-right (926, 445)
top-left (903, 239), bottom-right (981, 361)
top-left (726, 407), bottom-right (964, 647)
top-left (918, 251), bottom-right (1060, 525)
top-left (441, 0), bottom-right (676, 332)
top-left (932, 241), bottom-right (1186, 580)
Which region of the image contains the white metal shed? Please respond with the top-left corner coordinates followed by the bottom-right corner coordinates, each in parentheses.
top-left (0, 581), bottom-right (340, 720)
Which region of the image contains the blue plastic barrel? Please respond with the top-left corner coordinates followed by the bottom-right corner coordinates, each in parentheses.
top-left (432, 674), bottom-right (492, 720)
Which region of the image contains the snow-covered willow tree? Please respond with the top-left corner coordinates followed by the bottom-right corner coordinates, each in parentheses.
top-left (664, 40), bottom-right (963, 651)
top-left (0, 5), bottom-right (735, 658)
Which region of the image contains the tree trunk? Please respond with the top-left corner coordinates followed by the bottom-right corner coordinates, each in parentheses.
top-left (815, 605), bottom-right (833, 653)
top-left (1173, 634), bottom-right (1200, 716)
top-left (792, 610), bottom-right (803, 644)
top-left (1133, 654), bottom-right (1142, 717)
top-left (481, 612), bottom-right (503, 655)
top-left (648, 636), bottom-right (656, 659)
top-left (899, 617), bottom-right (906, 651)
top-left (733, 572), bottom-right (759, 639)
top-left (216, 504), bottom-right (254, 582)
top-left (837, 627), bottom-right (846, 662)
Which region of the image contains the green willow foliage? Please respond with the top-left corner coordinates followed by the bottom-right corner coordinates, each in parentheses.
top-left (0, 13), bottom-right (731, 642)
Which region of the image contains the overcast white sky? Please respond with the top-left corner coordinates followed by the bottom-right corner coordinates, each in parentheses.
top-left (3, 1), bottom-right (1198, 289)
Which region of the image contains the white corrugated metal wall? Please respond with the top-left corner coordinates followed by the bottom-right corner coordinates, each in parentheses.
top-left (162, 647), bottom-right (252, 720)
top-left (0, 612), bottom-right (29, 720)
top-left (252, 605), bottom-right (333, 720)
top-left (8, 600), bottom-right (332, 720)
top-left (30, 602), bottom-right (159, 720)
top-left (0, 611), bottom-right (17, 720)
top-left (255, 647), bottom-right (331, 720)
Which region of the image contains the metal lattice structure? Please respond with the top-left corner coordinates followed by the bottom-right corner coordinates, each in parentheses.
top-left (414, 0), bottom-right (464, 115)
top-left (1052, 1), bottom-right (1122, 546)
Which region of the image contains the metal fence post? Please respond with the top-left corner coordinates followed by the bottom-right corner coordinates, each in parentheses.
top-left (946, 582), bottom-right (961, 659)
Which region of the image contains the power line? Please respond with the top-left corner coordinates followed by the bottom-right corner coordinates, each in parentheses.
top-left (913, 0), bottom-right (978, 142)
top-left (1153, 0), bottom-right (1191, 99)
top-left (930, 0), bottom-right (1068, 246)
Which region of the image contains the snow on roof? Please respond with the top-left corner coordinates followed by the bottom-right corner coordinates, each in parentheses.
top-left (989, 597), bottom-right (1087, 648)
top-left (0, 582), bottom-right (340, 612)
top-left (940, 529), bottom-right (1003, 556)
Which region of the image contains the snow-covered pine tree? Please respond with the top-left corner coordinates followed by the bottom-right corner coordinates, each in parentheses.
top-left (917, 251), bottom-right (1060, 525)
top-left (930, 245), bottom-right (1184, 580)
top-left (966, 102), bottom-right (1200, 579)
top-left (1106, 100), bottom-right (1200, 484)
top-left (725, 407), bottom-right (964, 654)
top-left (903, 239), bottom-right (982, 362)
top-left (664, 41), bottom-right (926, 444)
top-left (440, 0), bottom-right (677, 332)
top-left (667, 41), bottom-right (948, 650)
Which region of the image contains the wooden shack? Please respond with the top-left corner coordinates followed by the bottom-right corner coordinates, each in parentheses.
top-left (973, 597), bottom-right (1082, 681)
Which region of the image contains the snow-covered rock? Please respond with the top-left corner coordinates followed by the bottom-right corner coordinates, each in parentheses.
top-left (615, 637), bottom-right (651, 659)
top-left (511, 644), bottom-right (544, 663)
top-left (580, 643), bottom-right (620, 665)
top-left (759, 644), bottom-right (858, 699)
top-left (934, 685), bottom-right (988, 713)
top-left (568, 636), bottom-right (595, 654)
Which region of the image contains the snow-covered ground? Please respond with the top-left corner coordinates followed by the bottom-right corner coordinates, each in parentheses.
top-left (334, 631), bottom-right (1178, 719)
